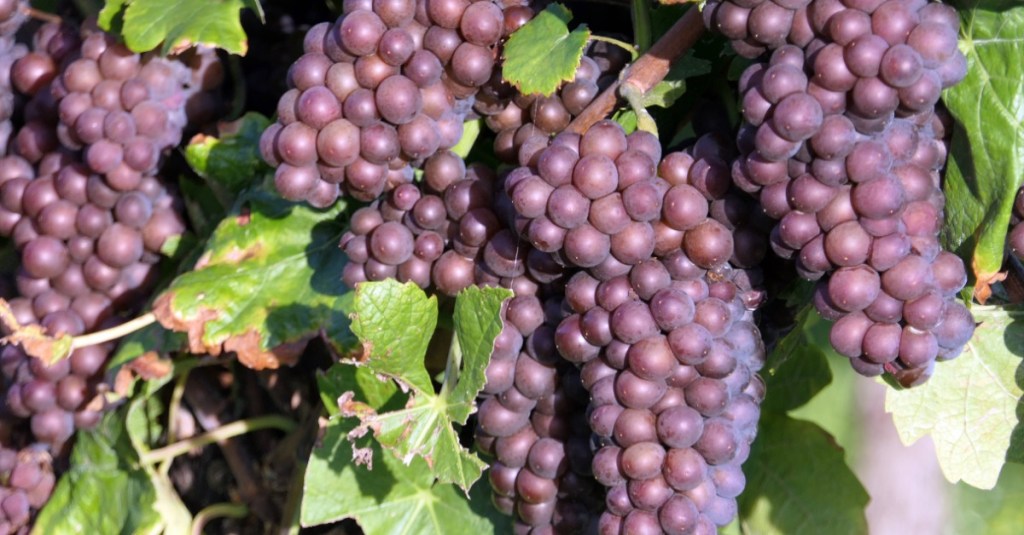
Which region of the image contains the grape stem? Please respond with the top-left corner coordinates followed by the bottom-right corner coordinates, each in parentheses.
top-left (568, 6), bottom-right (705, 134)
top-left (589, 35), bottom-right (639, 60)
top-left (278, 441), bottom-right (310, 535)
top-left (0, 300), bottom-right (155, 363)
top-left (19, 5), bottom-right (62, 24)
top-left (158, 370), bottom-right (192, 477)
top-left (139, 414), bottom-right (296, 465)
top-left (185, 372), bottom-right (280, 523)
top-left (190, 503), bottom-right (249, 535)
top-left (68, 312), bottom-right (157, 352)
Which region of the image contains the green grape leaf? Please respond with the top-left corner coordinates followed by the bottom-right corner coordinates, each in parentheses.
top-left (446, 286), bottom-right (513, 420)
top-left (612, 108), bottom-right (639, 133)
top-left (739, 412), bottom-right (869, 535)
top-left (349, 280), bottom-right (438, 393)
top-left (318, 364), bottom-right (403, 417)
top-left (153, 188), bottom-right (351, 370)
top-left (502, 4), bottom-right (590, 96)
top-left (33, 406), bottom-right (192, 535)
top-left (98, 0), bottom-right (263, 55)
top-left (178, 176), bottom-right (228, 244)
top-left (185, 112), bottom-right (272, 203)
top-left (761, 307), bottom-right (834, 413)
top-left (342, 282), bottom-right (510, 490)
top-left (940, 2), bottom-right (1024, 301)
top-left (301, 417), bottom-right (511, 533)
top-left (885, 305), bottom-right (1024, 489)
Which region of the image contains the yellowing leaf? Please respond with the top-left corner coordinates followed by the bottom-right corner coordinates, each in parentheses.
top-left (886, 305), bottom-right (1023, 489)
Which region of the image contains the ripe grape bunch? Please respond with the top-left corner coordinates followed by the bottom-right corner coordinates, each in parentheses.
top-left (706, 0), bottom-right (975, 386)
top-left (336, 40), bottom-right (629, 292)
top-left (264, 0), bottom-right (975, 530)
top-left (488, 119), bottom-right (766, 534)
top-left (0, 0), bottom-right (988, 530)
top-left (0, 14), bottom-right (218, 530)
top-left (260, 0), bottom-right (534, 208)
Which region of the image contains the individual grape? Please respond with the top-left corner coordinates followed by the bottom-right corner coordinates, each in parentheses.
top-left (881, 254), bottom-right (932, 301)
top-left (368, 221), bottom-right (414, 265)
top-left (547, 186), bottom-right (590, 230)
top-left (338, 10), bottom-right (387, 56)
top-left (461, 2), bottom-right (504, 46)
top-left (21, 237), bottom-right (70, 279)
top-left (572, 155), bottom-right (618, 200)
top-left (450, 42), bottom-right (494, 87)
top-left (375, 74), bottom-right (421, 124)
top-left (684, 220), bottom-right (734, 269)
top-left (880, 44), bottom-right (924, 87)
top-left (359, 121), bottom-right (400, 164)
top-left (771, 92), bottom-right (823, 142)
top-left (828, 265), bottom-right (881, 312)
top-left (563, 224), bottom-right (611, 268)
top-left (397, 114), bottom-right (441, 159)
top-left (275, 164), bottom-right (319, 201)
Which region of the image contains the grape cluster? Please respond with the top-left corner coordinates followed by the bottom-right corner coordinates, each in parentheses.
top-left (0, 444), bottom-right (54, 534)
top-left (577, 268), bottom-right (764, 534)
top-left (490, 118), bottom-right (768, 533)
top-left (51, 32), bottom-right (222, 180)
top-left (0, 18), bottom-right (215, 526)
top-left (504, 120), bottom-right (767, 278)
top-left (340, 156), bottom-right (607, 532)
top-left (706, 0), bottom-right (974, 385)
top-left (0, 150), bottom-right (182, 448)
top-left (260, 0), bottom-right (531, 208)
top-left (339, 150), bottom-right (510, 293)
top-left (475, 280), bottom-right (604, 533)
top-left (336, 99), bottom-right (770, 530)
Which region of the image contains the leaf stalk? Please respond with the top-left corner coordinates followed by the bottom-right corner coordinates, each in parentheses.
top-left (140, 414), bottom-right (296, 465)
top-left (567, 6), bottom-right (705, 134)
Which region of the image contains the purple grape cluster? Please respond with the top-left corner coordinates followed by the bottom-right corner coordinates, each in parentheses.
top-left (0, 149), bottom-right (181, 448)
top-left (51, 33), bottom-right (222, 181)
top-left (339, 155), bottom-right (606, 531)
top-left (502, 121), bottom-right (765, 279)
top-left (575, 267), bottom-right (764, 534)
top-left (0, 20), bottom-right (215, 526)
top-left (707, 0), bottom-right (974, 385)
top-left (0, 444), bottom-right (54, 534)
top-left (475, 283), bottom-right (604, 533)
top-left (490, 119), bottom-right (768, 533)
top-left (339, 150), bottom-right (522, 293)
top-left (261, 0), bottom-right (531, 208)
top-left (337, 112), bottom-right (771, 531)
